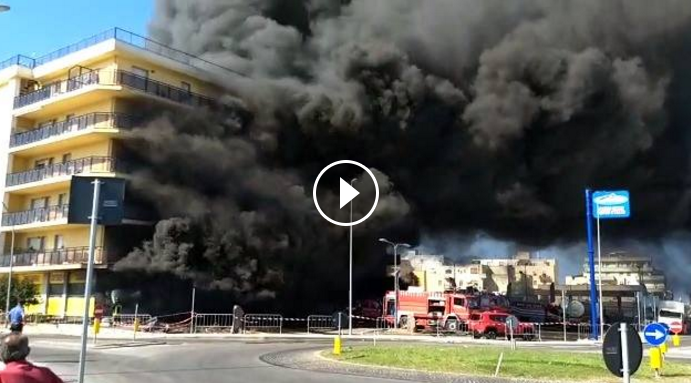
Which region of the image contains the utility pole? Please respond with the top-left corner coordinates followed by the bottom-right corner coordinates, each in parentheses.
top-left (190, 285), bottom-right (196, 334)
top-left (378, 238), bottom-right (411, 328)
top-left (77, 179), bottom-right (101, 383)
top-left (348, 178), bottom-right (355, 336)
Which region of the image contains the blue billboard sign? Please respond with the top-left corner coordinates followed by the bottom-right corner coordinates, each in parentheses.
top-left (592, 190), bottom-right (630, 219)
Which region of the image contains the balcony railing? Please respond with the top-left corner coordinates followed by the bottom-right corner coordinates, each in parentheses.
top-left (0, 27), bottom-right (242, 76)
top-left (0, 55), bottom-right (35, 71)
top-left (6, 156), bottom-right (116, 187)
top-left (14, 70), bottom-right (215, 109)
top-left (10, 113), bottom-right (133, 148)
top-left (0, 247), bottom-right (103, 267)
top-left (2, 205), bottom-right (69, 227)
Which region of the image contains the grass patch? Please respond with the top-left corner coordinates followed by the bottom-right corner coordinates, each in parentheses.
top-left (326, 345), bottom-right (691, 382)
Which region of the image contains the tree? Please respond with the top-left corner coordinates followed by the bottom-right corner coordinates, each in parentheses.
top-left (0, 276), bottom-right (40, 312)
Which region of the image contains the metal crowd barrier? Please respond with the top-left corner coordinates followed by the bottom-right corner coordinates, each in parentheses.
top-left (108, 314), bottom-right (152, 327)
top-left (307, 315), bottom-right (335, 334)
top-left (243, 314), bottom-right (283, 334)
top-left (193, 313), bottom-right (235, 333)
top-left (375, 317), bottom-right (394, 331)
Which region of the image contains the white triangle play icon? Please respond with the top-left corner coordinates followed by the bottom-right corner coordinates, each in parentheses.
top-left (339, 178), bottom-right (360, 209)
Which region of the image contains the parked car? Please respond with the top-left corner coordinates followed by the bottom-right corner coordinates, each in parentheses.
top-left (468, 311), bottom-right (535, 340)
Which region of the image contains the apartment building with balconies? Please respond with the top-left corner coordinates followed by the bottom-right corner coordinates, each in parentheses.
top-left (0, 28), bottom-right (229, 318)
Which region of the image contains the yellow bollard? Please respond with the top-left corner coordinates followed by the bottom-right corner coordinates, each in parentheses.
top-left (133, 318), bottom-right (140, 333)
top-left (650, 346), bottom-right (662, 377)
top-left (93, 318), bottom-right (101, 335)
top-left (673, 334), bottom-right (681, 347)
top-left (660, 341), bottom-right (668, 355)
top-left (333, 336), bottom-right (342, 355)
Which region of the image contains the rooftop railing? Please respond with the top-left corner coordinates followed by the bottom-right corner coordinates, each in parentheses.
top-left (0, 246), bottom-right (103, 267)
top-left (2, 204), bottom-right (69, 227)
top-left (10, 112), bottom-right (132, 148)
top-left (6, 156), bottom-right (116, 187)
top-left (14, 70), bottom-right (215, 109)
top-left (0, 27), bottom-right (243, 76)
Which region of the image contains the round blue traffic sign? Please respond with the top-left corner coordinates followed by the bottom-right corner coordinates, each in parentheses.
top-left (643, 323), bottom-right (669, 346)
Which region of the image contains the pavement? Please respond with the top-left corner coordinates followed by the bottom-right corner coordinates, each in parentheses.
top-left (25, 338), bottom-right (414, 383)
top-left (7, 326), bottom-right (691, 382)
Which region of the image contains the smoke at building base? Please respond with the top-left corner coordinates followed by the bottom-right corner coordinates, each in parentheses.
top-left (115, 0), bottom-right (691, 309)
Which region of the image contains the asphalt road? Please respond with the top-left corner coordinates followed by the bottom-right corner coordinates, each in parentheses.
top-left (20, 336), bottom-right (691, 383)
top-left (27, 338), bottom-right (406, 383)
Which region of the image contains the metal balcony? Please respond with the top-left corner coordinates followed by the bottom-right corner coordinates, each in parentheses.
top-left (0, 28), bottom-right (241, 76)
top-left (13, 70), bottom-right (215, 109)
top-left (6, 156), bottom-right (116, 187)
top-left (0, 246), bottom-right (103, 267)
top-left (2, 204), bottom-right (69, 227)
top-left (10, 113), bottom-right (132, 148)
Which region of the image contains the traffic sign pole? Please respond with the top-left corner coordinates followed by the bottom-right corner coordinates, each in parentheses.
top-left (585, 189), bottom-right (599, 340)
top-left (77, 179), bottom-right (101, 383)
top-left (620, 323), bottom-right (630, 383)
top-left (596, 210), bottom-right (604, 340)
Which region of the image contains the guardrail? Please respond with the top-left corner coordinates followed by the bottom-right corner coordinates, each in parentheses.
top-left (14, 70), bottom-right (215, 110)
top-left (243, 314), bottom-right (283, 334)
top-left (2, 204), bottom-right (69, 226)
top-left (0, 28), bottom-right (244, 77)
top-left (307, 315), bottom-right (335, 334)
top-left (0, 246), bottom-right (104, 267)
top-left (10, 112), bottom-right (133, 148)
top-left (193, 313), bottom-right (235, 333)
top-left (6, 156), bottom-right (116, 187)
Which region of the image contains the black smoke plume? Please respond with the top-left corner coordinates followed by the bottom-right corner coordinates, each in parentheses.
top-left (116, 0), bottom-right (691, 307)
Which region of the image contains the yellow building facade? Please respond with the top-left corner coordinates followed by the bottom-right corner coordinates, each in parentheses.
top-left (0, 28), bottom-right (224, 317)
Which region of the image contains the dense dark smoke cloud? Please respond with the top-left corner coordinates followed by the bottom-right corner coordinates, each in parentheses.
top-left (117, 0), bottom-right (691, 306)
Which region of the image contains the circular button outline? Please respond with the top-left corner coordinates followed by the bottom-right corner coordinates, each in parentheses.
top-left (312, 160), bottom-right (379, 227)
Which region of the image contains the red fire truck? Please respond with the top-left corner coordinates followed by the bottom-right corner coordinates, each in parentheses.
top-left (382, 289), bottom-right (518, 332)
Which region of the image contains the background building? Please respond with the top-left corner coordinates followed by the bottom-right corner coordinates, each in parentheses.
top-left (0, 28), bottom-right (225, 317)
top-left (563, 251), bottom-right (667, 322)
top-left (401, 250), bottom-right (557, 297)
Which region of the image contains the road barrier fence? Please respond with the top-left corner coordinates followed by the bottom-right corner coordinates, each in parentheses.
top-left (307, 315), bottom-right (335, 334)
top-left (15, 309), bottom-right (619, 342)
top-left (243, 314), bottom-right (283, 334)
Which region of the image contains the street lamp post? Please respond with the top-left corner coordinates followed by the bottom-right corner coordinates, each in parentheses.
top-left (378, 238), bottom-right (411, 328)
top-left (348, 178), bottom-right (355, 336)
top-left (2, 202), bottom-right (14, 316)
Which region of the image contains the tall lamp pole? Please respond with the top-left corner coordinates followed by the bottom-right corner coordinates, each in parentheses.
top-left (378, 238), bottom-right (410, 328)
top-left (348, 178), bottom-right (356, 336)
top-left (2, 202), bottom-right (15, 315)
top-left (0, 2), bottom-right (11, 313)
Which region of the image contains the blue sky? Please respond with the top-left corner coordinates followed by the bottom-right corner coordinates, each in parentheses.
top-left (0, 0), bottom-right (154, 60)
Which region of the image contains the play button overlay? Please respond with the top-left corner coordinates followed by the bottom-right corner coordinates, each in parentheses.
top-left (313, 160), bottom-right (379, 227)
top-left (339, 178), bottom-right (360, 208)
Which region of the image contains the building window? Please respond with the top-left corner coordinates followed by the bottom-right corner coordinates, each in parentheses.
top-left (34, 158), bottom-right (53, 169)
top-left (57, 193), bottom-right (68, 207)
top-left (454, 298), bottom-right (465, 306)
top-left (26, 237), bottom-right (45, 251)
top-left (30, 197), bottom-right (49, 209)
top-left (61, 153), bottom-right (71, 163)
top-left (68, 271), bottom-right (86, 296)
top-left (53, 235), bottom-right (64, 249)
top-left (48, 284), bottom-right (64, 296)
top-left (132, 66), bottom-right (149, 79)
top-left (67, 283), bottom-right (85, 296)
top-left (181, 81), bottom-right (191, 93)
